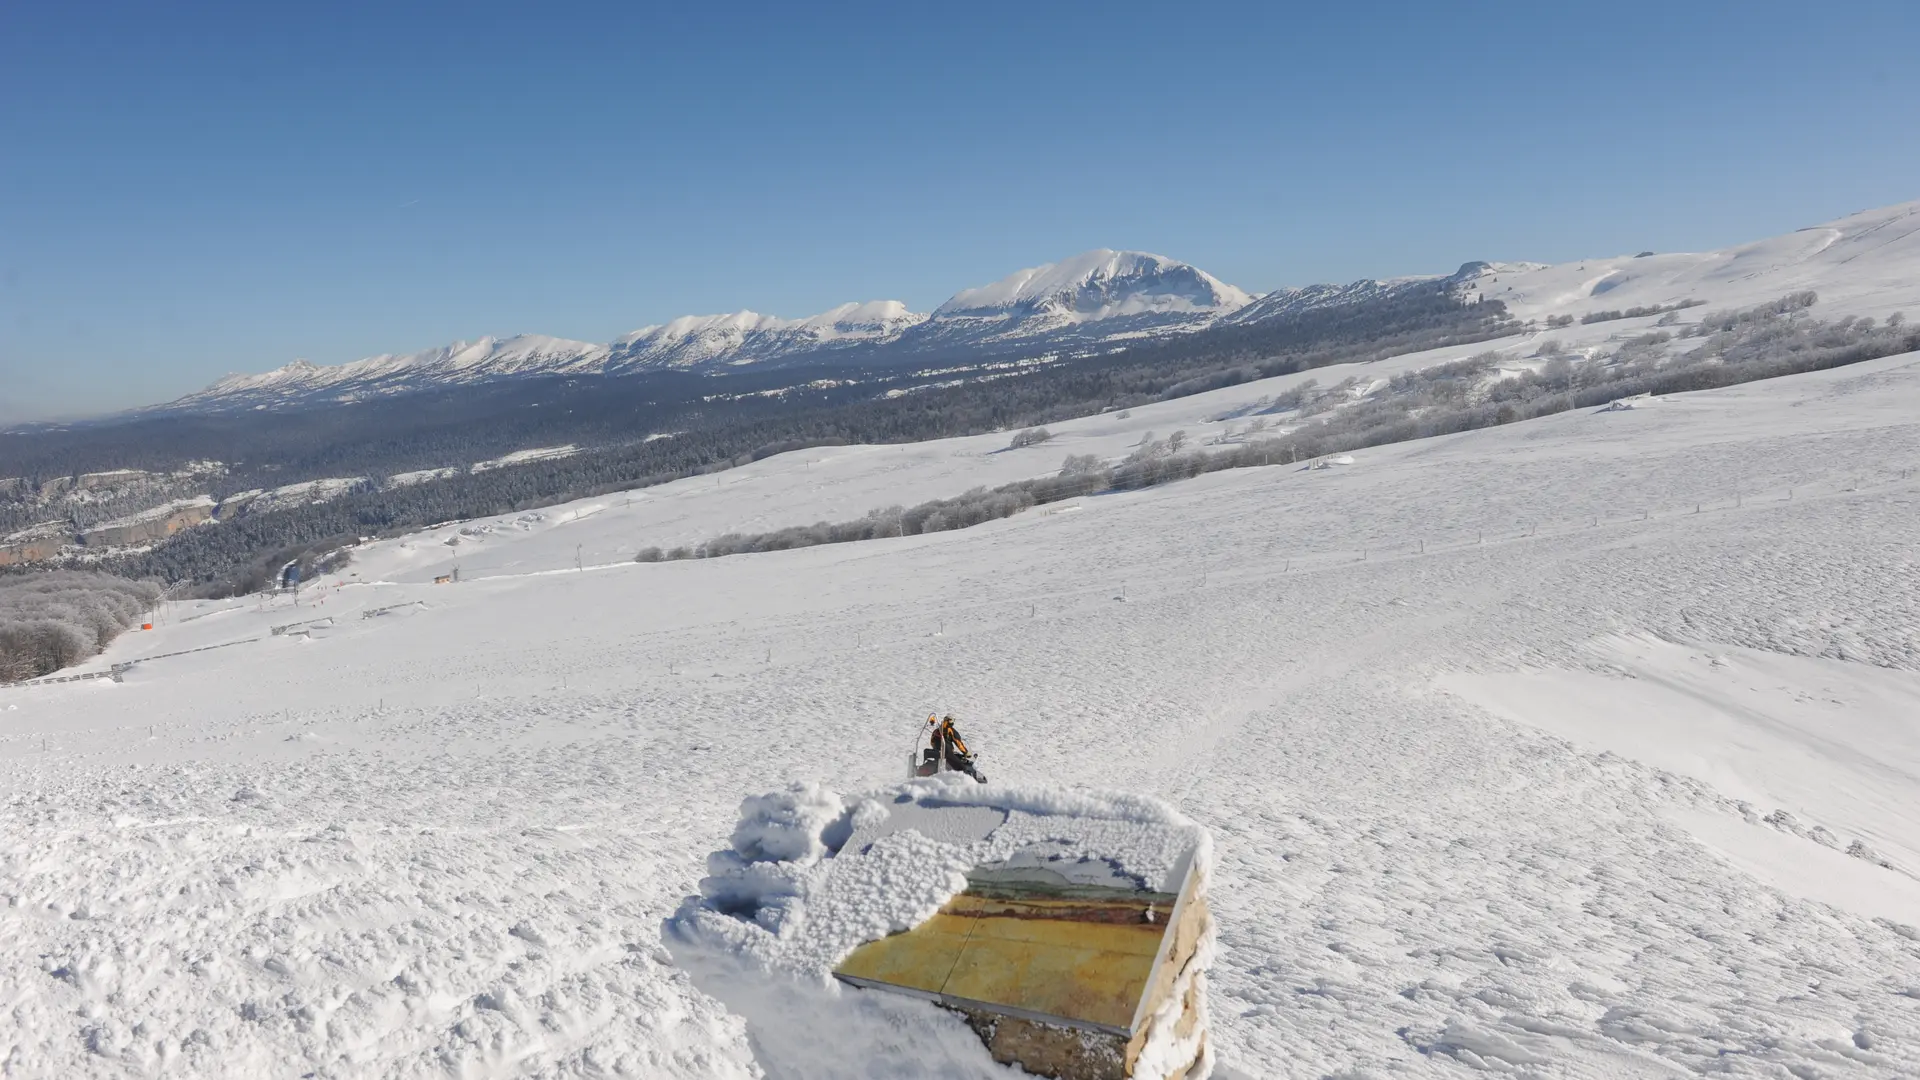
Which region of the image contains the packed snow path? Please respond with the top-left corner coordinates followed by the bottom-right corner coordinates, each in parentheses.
top-left (4, 353), bottom-right (1920, 1076)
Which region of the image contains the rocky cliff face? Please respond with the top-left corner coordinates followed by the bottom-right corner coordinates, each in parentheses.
top-left (79, 499), bottom-right (217, 548)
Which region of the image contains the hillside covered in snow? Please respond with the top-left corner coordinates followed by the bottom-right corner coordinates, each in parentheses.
top-left (4, 295), bottom-right (1919, 1074)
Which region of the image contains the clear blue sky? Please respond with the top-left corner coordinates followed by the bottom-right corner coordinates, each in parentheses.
top-left (3, 1), bottom-right (1917, 421)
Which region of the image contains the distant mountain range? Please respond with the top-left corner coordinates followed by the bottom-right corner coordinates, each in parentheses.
top-left (68, 197), bottom-right (1920, 420)
top-left (169, 250), bottom-right (1451, 411)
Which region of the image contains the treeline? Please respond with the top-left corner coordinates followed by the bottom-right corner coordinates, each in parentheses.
top-left (643, 294), bottom-right (1915, 563)
top-left (1578, 299), bottom-right (1704, 325)
top-left (0, 571), bottom-right (161, 682)
top-left (0, 371), bottom-right (818, 498)
top-left (108, 285), bottom-right (1518, 594)
top-left (1272, 292), bottom-right (1912, 450)
top-left (109, 422), bottom-right (877, 593)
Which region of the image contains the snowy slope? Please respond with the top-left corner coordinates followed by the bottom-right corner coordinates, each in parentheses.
top-left (5, 343), bottom-right (1920, 1076)
top-left (1469, 200), bottom-right (1920, 324)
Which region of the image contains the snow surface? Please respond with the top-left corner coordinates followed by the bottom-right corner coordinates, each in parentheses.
top-left (1441, 633), bottom-right (1920, 922)
top-left (5, 337), bottom-right (1919, 1074)
top-left (1470, 200), bottom-right (1920, 326)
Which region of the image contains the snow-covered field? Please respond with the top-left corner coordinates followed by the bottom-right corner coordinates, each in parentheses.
top-left (4, 335), bottom-right (1918, 1076)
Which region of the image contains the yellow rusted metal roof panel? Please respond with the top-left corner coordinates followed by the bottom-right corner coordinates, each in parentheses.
top-left (834, 886), bottom-right (1179, 1035)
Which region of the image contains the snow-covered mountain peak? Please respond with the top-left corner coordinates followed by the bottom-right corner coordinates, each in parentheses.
top-left (619, 312), bottom-right (777, 345)
top-left (618, 301), bottom-right (925, 347)
top-left (606, 301), bottom-right (927, 370)
top-left (190, 335), bottom-right (607, 403)
top-left (794, 300), bottom-right (925, 333)
top-left (936, 249), bottom-right (1252, 320)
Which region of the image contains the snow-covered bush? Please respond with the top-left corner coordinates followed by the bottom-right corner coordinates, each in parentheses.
top-left (0, 571), bottom-right (160, 681)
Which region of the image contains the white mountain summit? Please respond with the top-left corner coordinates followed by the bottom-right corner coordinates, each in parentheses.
top-left (937, 249), bottom-right (1253, 321)
top-left (915, 250), bottom-right (1253, 347)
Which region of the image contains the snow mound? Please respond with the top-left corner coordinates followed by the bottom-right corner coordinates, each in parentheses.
top-left (667, 777), bottom-right (1214, 1079)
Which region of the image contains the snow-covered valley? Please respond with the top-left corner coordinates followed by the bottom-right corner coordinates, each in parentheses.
top-left (4, 333), bottom-right (1918, 1075)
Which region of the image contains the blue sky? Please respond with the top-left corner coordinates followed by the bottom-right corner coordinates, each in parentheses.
top-left (3, 1), bottom-right (1917, 421)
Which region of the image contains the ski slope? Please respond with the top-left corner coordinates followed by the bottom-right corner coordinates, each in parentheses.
top-left (4, 333), bottom-right (1919, 1076)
